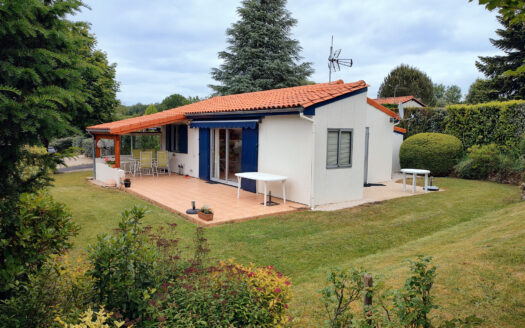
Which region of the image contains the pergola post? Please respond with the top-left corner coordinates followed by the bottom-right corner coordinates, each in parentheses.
top-left (115, 135), bottom-right (121, 168)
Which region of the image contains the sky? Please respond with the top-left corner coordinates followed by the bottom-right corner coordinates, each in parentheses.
top-left (74, 0), bottom-right (501, 105)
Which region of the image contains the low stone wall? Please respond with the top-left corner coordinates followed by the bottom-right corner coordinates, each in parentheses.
top-left (95, 160), bottom-right (125, 187)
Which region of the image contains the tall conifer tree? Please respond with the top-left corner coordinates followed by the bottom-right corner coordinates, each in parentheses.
top-left (475, 15), bottom-right (525, 100)
top-left (210, 0), bottom-right (313, 95)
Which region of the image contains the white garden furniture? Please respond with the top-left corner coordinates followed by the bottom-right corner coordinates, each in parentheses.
top-left (401, 168), bottom-right (430, 194)
top-left (235, 172), bottom-right (287, 206)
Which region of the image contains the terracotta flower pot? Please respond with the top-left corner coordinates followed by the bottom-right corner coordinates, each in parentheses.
top-left (198, 211), bottom-right (213, 221)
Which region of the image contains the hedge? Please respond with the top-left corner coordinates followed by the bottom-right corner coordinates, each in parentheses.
top-left (398, 107), bottom-right (447, 138)
top-left (399, 133), bottom-right (463, 176)
top-left (445, 100), bottom-right (525, 151)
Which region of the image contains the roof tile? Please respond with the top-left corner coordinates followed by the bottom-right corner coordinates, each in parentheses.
top-left (87, 80), bottom-right (368, 134)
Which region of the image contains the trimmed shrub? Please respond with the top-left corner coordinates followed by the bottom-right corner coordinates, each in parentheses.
top-left (446, 100), bottom-right (525, 151)
top-left (519, 134), bottom-right (525, 156)
top-left (400, 133), bottom-right (463, 176)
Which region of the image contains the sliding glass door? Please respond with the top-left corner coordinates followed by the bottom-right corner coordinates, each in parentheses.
top-left (211, 128), bottom-right (242, 185)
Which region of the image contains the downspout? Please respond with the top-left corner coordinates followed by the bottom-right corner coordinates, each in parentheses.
top-left (299, 112), bottom-right (316, 209)
top-left (88, 132), bottom-right (96, 180)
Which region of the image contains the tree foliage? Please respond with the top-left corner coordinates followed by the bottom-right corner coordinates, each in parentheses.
top-left (71, 26), bottom-right (120, 131)
top-left (377, 64), bottom-right (435, 105)
top-left (0, 0), bottom-right (98, 299)
top-left (475, 15), bottom-right (525, 100)
top-left (470, 0), bottom-right (525, 23)
top-left (434, 83), bottom-right (462, 106)
top-left (144, 104), bottom-right (158, 115)
top-left (158, 93), bottom-right (189, 111)
top-left (465, 78), bottom-right (499, 103)
top-left (210, 0), bottom-right (313, 95)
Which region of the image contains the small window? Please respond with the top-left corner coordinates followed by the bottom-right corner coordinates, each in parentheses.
top-left (326, 129), bottom-right (352, 168)
top-left (166, 124), bottom-right (188, 154)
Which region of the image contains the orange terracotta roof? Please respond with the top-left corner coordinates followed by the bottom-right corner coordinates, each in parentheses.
top-left (87, 80), bottom-right (368, 135)
top-left (367, 98), bottom-right (399, 119)
top-left (394, 126), bottom-right (407, 134)
top-left (374, 95), bottom-right (426, 107)
top-left (87, 111), bottom-right (186, 135)
top-left (181, 80), bottom-right (368, 114)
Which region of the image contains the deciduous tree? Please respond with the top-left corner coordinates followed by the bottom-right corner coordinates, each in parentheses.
top-left (377, 64), bottom-right (435, 105)
top-left (158, 93), bottom-right (189, 111)
top-left (434, 83), bottom-right (462, 106)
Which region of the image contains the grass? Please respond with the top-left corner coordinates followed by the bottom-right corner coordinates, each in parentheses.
top-left (50, 171), bottom-right (525, 327)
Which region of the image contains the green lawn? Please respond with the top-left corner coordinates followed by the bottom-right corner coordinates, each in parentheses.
top-left (51, 171), bottom-right (525, 327)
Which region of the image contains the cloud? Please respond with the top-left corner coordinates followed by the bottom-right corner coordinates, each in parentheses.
top-left (75, 0), bottom-right (500, 104)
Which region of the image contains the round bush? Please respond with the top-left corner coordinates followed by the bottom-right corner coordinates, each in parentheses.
top-left (400, 133), bottom-right (463, 176)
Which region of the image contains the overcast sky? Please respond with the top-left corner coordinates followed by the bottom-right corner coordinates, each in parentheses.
top-left (74, 0), bottom-right (500, 105)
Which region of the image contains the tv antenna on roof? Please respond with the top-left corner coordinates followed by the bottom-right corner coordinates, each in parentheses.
top-left (328, 35), bottom-right (353, 83)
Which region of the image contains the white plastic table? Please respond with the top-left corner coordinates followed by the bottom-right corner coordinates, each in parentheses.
top-left (235, 172), bottom-right (287, 206)
top-left (401, 168), bottom-right (430, 194)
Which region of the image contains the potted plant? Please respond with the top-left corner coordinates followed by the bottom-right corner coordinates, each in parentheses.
top-left (104, 157), bottom-right (116, 167)
top-left (123, 178), bottom-right (131, 188)
top-left (198, 205), bottom-right (213, 221)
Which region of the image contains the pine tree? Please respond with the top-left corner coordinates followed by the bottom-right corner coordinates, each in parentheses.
top-left (475, 15), bottom-right (525, 100)
top-left (210, 0), bottom-right (313, 95)
top-left (377, 64), bottom-right (435, 105)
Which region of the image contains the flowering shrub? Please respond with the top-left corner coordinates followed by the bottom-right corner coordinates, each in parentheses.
top-left (55, 307), bottom-right (125, 328)
top-left (145, 259), bottom-right (293, 328)
top-left (219, 260), bottom-right (293, 326)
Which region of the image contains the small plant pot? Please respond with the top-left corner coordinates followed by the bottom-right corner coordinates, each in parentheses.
top-left (124, 179), bottom-right (131, 188)
top-left (198, 211), bottom-right (213, 221)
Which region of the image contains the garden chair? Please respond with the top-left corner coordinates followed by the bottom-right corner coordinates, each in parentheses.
top-left (139, 151), bottom-right (156, 176)
top-left (132, 149), bottom-right (141, 160)
top-left (156, 150), bottom-right (170, 175)
top-left (130, 149), bottom-right (142, 176)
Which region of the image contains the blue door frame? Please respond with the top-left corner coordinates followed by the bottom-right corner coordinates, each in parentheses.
top-left (198, 126), bottom-right (258, 193)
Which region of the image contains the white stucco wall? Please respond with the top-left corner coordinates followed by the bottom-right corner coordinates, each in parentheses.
top-left (257, 115), bottom-right (313, 205)
top-left (312, 92), bottom-right (367, 206)
top-left (95, 158), bottom-right (125, 187)
top-left (392, 132), bottom-right (404, 172)
top-left (160, 124), bottom-right (199, 178)
top-left (365, 104), bottom-right (395, 183)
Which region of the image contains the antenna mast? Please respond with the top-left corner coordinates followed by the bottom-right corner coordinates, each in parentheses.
top-left (328, 35), bottom-right (353, 83)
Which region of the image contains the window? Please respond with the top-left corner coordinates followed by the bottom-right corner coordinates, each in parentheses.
top-left (326, 128), bottom-right (352, 168)
top-left (166, 124), bottom-right (188, 153)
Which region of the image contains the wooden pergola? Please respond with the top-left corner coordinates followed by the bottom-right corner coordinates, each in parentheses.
top-left (86, 112), bottom-right (186, 172)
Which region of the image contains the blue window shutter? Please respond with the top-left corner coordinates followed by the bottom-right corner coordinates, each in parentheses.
top-left (166, 125), bottom-right (171, 151)
top-left (241, 126), bottom-right (258, 193)
top-left (199, 128), bottom-right (210, 180)
top-left (178, 125), bottom-right (188, 154)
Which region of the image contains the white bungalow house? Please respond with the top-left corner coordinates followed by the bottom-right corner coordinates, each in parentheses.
top-left (87, 80), bottom-right (405, 208)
